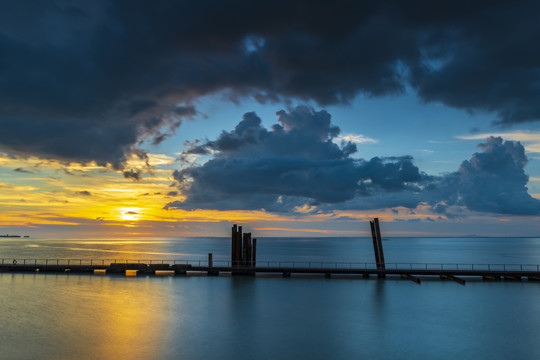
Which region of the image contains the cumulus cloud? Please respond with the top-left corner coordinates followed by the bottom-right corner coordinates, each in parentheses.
top-left (167, 110), bottom-right (540, 216)
top-left (1, 1), bottom-right (539, 167)
top-left (434, 137), bottom-right (540, 215)
top-left (166, 106), bottom-right (431, 211)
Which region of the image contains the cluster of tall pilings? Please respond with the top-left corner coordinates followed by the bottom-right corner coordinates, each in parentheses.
top-left (369, 218), bottom-right (386, 278)
top-left (231, 224), bottom-right (256, 267)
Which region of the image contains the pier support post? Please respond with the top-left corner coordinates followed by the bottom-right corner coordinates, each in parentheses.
top-left (232, 225), bottom-right (244, 267)
top-left (371, 218), bottom-right (386, 278)
top-left (237, 226), bottom-right (243, 265)
top-left (370, 221), bottom-right (380, 270)
top-left (242, 233), bottom-right (249, 266)
top-left (374, 218), bottom-right (385, 270)
top-left (208, 253), bottom-right (213, 268)
top-left (231, 225), bottom-right (238, 266)
top-left (246, 233), bottom-right (252, 266)
top-left (252, 238), bottom-right (257, 267)
top-left (231, 224), bottom-right (258, 273)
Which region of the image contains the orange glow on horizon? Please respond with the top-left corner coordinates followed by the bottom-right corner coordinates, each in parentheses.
top-left (2, 151), bottom-right (540, 237)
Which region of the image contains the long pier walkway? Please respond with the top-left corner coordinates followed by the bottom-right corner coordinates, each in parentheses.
top-left (1, 259), bottom-right (540, 284)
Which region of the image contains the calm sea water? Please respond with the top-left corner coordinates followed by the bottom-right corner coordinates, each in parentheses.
top-left (1, 237), bottom-right (540, 360)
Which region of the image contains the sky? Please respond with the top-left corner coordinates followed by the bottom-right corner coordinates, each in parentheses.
top-left (1, 0), bottom-right (540, 238)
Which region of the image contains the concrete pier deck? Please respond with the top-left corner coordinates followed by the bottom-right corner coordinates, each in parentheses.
top-left (1, 259), bottom-right (539, 283)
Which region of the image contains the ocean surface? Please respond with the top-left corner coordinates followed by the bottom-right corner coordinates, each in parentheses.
top-left (1, 236), bottom-right (540, 360)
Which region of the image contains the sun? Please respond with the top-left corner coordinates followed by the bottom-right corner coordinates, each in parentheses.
top-left (120, 207), bottom-right (141, 221)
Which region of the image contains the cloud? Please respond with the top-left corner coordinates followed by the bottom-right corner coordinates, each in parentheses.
top-left (167, 109), bottom-right (540, 216)
top-left (75, 191), bottom-right (92, 196)
top-left (14, 167), bottom-right (33, 173)
top-left (1, 1), bottom-right (539, 167)
top-left (457, 131), bottom-right (540, 154)
top-left (436, 137), bottom-right (540, 215)
top-left (170, 106), bottom-right (362, 210)
top-left (167, 106), bottom-right (431, 211)
top-left (49, 199), bottom-right (69, 204)
top-left (336, 134), bottom-right (378, 145)
top-left (123, 169), bottom-right (141, 181)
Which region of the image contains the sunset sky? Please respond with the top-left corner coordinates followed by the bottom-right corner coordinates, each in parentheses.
top-left (1, 1), bottom-right (540, 237)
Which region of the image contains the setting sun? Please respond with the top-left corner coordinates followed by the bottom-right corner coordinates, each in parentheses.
top-left (120, 207), bottom-right (141, 221)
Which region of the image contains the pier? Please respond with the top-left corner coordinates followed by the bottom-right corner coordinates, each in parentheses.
top-left (2, 220), bottom-right (540, 284)
top-left (1, 259), bottom-right (540, 284)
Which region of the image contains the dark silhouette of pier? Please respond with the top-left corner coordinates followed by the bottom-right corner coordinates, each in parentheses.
top-left (1, 259), bottom-right (539, 284)
top-left (2, 219), bottom-right (540, 284)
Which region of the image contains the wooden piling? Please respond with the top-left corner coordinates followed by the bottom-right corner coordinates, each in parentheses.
top-left (246, 233), bottom-right (252, 266)
top-left (243, 233), bottom-right (249, 266)
top-left (370, 221), bottom-right (380, 269)
top-left (232, 225), bottom-right (257, 268)
top-left (374, 218), bottom-right (385, 270)
top-left (238, 226), bottom-right (243, 265)
top-left (233, 225), bottom-right (243, 267)
top-left (252, 238), bottom-right (257, 267)
top-left (373, 218), bottom-right (386, 278)
top-left (208, 253), bottom-right (213, 268)
top-left (231, 225), bottom-right (238, 266)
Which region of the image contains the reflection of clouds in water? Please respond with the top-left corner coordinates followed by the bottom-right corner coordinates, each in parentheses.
top-left (23, 244), bottom-right (40, 247)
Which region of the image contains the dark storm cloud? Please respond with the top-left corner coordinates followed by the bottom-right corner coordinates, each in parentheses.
top-left (1, 116), bottom-right (139, 169)
top-left (167, 109), bottom-right (540, 216)
top-left (1, 1), bottom-right (539, 167)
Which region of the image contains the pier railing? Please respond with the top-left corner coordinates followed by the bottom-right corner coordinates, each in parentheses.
top-left (2, 258), bottom-right (540, 272)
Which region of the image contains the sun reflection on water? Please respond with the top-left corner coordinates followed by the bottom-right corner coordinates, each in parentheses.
top-left (0, 273), bottom-right (176, 359)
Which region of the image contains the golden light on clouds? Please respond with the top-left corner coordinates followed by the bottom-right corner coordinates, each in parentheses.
top-left (2, 150), bottom-right (539, 238)
top-left (120, 207), bottom-right (142, 221)
top-left (457, 131), bottom-right (540, 153)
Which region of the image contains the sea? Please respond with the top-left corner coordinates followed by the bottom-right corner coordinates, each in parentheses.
top-left (1, 236), bottom-right (540, 360)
